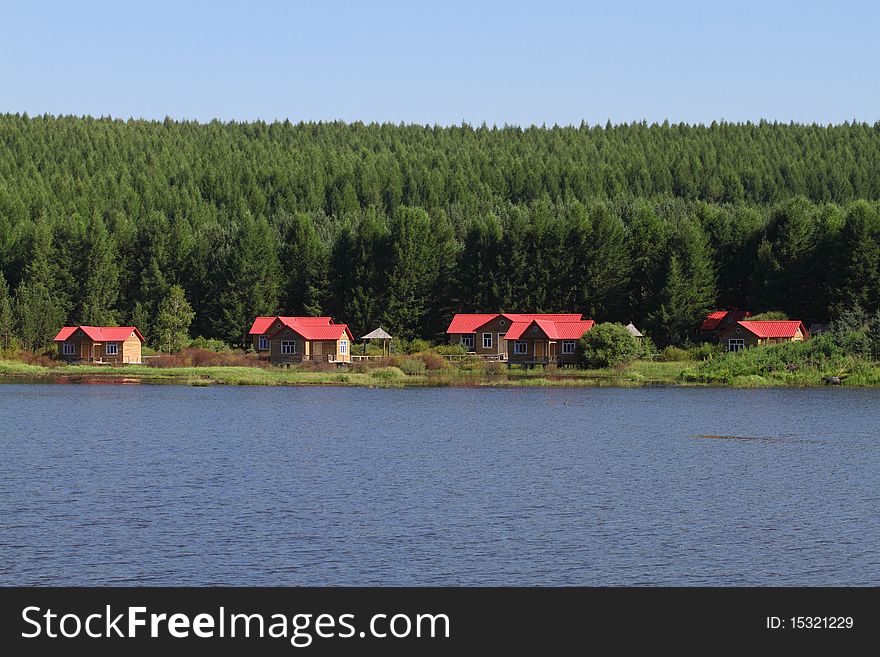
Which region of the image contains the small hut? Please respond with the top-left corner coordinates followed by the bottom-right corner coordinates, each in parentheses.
top-left (625, 323), bottom-right (644, 340)
top-left (361, 327), bottom-right (393, 356)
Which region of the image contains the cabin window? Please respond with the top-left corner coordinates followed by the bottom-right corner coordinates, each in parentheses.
top-left (340, 339), bottom-right (348, 355)
top-left (461, 335), bottom-right (475, 350)
top-left (514, 341), bottom-right (528, 355)
top-left (498, 333), bottom-right (506, 349)
top-left (728, 339), bottom-right (745, 352)
top-left (482, 333), bottom-right (492, 349)
top-left (105, 342), bottom-right (119, 356)
top-left (562, 340), bottom-right (577, 354)
top-left (258, 335), bottom-right (268, 350)
top-left (281, 340), bottom-right (296, 354)
top-left (62, 342), bottom-right (76, 356)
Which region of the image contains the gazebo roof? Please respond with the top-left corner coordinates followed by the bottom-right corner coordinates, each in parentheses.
top-left (625, 323), bottom-right (643, 337)
top-left (361, 327), bottom-right (393, 340)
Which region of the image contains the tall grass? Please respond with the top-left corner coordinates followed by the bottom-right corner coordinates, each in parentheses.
top-left (682, 335), bottom-right (877, 385)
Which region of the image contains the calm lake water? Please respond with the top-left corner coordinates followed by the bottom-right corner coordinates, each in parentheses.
top-left (1, 384), bottom-right (878, 586)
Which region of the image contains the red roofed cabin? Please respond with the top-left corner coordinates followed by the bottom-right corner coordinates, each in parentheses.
top-left (445, 313), bottom-right (593, 365)
top-left (699, 310), bottom-right (752, 338)
top-left (249, 316), bottom-right (334, 354)
top-left (53, 326), bottom-right (145, 364)
top-left (250, 316), bottom-right (353, 365)
top-left (504, 317), bottom-right (595, 365)
top-left (717, 321), bottom-right (809, 352)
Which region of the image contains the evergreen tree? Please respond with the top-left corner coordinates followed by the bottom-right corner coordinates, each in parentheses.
top-left (127, 211), bottom-right (170, 336)
top-left (80, 214), bottom-right (120, 325)
top-left (154, 284), bottom-right (195, 352)
top-left (0, 271), bottom-right (14, 351)
top-left (383, 207), bottom-right (437, 339)
top-left (14, 217), bottom-right (67, 350)
top-left (831, 201), bottom-right (880, 315)
top-left (563, 202), bottom-right (628, 319)
top-left (648, 219), bottom-right (716, 346)
top-left (278, 212), bottom-right (327, 316)
top-left (454, 214), bottom-right (505, 311)
top-left (212, 212), bottom-right (282, 345)
top-left (328, 210), bottom-right (389, 336)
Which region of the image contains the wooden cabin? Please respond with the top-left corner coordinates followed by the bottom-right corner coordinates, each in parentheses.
top-left (717, 320), bottom-right (809, 351)
top-left (504, 318), bottom-right (595, 365)
top-left (445, 313), bottom-right (583, 359)
top-left (249, 316), bottom-right (333, 354)
top-left (53, 326), bottom-right (145, 364)
top-left (699, 310), bottom-right (752, 339)
top-left (264, 318), bottom-right (353, 365)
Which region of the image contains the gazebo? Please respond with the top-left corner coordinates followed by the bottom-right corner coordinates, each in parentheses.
top-left (361, 327), bottom-right (393, 356)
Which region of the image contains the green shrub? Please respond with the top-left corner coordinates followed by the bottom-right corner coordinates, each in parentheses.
top-left (370, 366), bottom-right (405, 380)
top-left (456, 356), bottom-right (484, 371)
top-left (407, 339), bottom-right (432, 354)
top-left (188, 336), bottom-right (233, 352)
top-left (415, 351), bottom-right (447, 370)
top-left (637, 335), bottom-right (657, 360)
top-left (399, 358), bottom-right (427, 375)
top-left (656, 346), bottom-right (692, 362)
top-left (688, 343), bottom-right (723, 361)
top-left (580, 323), bottom-right (639, 368)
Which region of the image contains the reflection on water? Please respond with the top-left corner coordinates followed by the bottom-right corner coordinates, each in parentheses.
top-left (1, 384), bottom-right (878, 586)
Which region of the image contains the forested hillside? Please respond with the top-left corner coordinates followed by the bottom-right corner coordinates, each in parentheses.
top-left (1, 114), bottom-right (879, 348)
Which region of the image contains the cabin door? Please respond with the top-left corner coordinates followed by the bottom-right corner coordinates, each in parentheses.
top-left (535, 341), bottom-right (544, 359)
top-left (313, 341), bottom-right (322, 358)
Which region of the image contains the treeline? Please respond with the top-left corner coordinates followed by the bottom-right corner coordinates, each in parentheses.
top-left (0, 114), bottom-right (879, 349)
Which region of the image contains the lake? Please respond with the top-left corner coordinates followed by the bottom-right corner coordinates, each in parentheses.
top-left (1, 384), bottom-right (878, 586)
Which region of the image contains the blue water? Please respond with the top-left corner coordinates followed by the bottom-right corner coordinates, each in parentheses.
top-left (1, 384), bottom-right (878, 585)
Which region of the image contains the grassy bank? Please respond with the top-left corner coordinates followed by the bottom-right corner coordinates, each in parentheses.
top-left (682, 336), bottom-right (880, 387)
top-left (2, 347), bottom-right (878, 388)
top-left (0, 359), bottom-right (694, 388)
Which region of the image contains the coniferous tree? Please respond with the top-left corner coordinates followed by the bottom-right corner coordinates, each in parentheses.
top-left (14, 217), bottom-right (67, 350)
top-left (648, 219), bottom-right (716, 345)
top-left (0, 271), bottom-right (14, 351)
top-left (80, 214), bottom-right (120, 325)
top-left (383, 207), bottom-right (438, 339)
top-left (454, 214), bottom-right (505, 312)
top-left (278, 212), bottom-right (327, 316)
top-left (563, 202), bottom-right (628, 319)
top-left (213, 212), bottom-right (282, 345)
top-left (831, 201), bottom-right (880, 315)
top-left (328, 210), bottom-right (389, 336)
top-left (128, 212), bottom-right (171, 336)
top-left (154, 284), bottom-right (195, 352)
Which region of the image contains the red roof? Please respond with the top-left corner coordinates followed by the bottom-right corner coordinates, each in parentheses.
top-left (505, 319), bottom-right (595, 340)
top-left (446, 312), bottom-right (583, 334)
top-left (446, 314), bottom-right (499, 334)
top-left (700, 309), bottom-right (752, 330)
top-left (267, 320), bottom-right (354, 341)
top-left (734, 320), bottom-right (807, 339)
top-left (54, 326), bottom-right (145, 342)
top-left (249, 316), bottom-right (332, 334)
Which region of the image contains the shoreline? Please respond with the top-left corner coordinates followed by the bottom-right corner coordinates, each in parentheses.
top-left (0, 360), bottom-right (874, 389)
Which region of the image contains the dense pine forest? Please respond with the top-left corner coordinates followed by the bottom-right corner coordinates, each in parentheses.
top-left (1, 113), bottom-right (879, 350)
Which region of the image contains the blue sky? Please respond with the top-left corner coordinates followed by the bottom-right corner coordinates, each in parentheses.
top-left (1, 0), bottom-right (877, 125)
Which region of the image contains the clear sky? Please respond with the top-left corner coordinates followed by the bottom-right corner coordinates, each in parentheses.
top-left (2, 0), bottom-right (878, 126)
